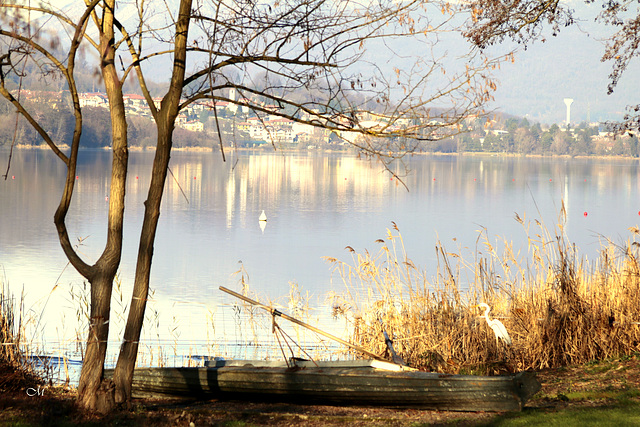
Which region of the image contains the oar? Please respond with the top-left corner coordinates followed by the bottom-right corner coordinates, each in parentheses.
top-left (219, 286), bottom-right (388, 363)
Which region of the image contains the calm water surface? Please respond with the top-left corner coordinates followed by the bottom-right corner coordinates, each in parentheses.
top-left (1, 149), bottom-right (639, 369)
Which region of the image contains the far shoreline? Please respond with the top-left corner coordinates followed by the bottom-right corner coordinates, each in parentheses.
top-left (4, 144), bottom-right (640, 163)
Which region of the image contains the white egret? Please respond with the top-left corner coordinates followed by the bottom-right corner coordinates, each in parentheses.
top-left (259, 210), bottom-right (267, 221)
top-left (475, 303), bottom-right (512, 346)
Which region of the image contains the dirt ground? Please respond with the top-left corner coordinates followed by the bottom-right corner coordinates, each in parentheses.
top-left (1, 354), bottom-right (640, 426)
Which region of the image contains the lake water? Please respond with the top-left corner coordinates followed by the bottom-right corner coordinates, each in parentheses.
top-left (1, 148), bottom-right (639, 374)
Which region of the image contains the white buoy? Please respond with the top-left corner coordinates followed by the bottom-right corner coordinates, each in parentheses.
top-left (259, 210), bottom-right (267, 221)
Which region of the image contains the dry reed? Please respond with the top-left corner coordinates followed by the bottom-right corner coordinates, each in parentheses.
top-left (326, 210), bottom-right (640, 374)
top-left (1, 279), bottom-right (45, 392)
top-left (1, 281), bottom-right (21, 366)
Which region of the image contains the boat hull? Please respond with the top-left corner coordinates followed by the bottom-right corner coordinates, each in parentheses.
top-left (105, 360), bottom-right (541, 412)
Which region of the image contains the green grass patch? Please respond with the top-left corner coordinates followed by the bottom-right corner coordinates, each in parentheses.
top-left (585, 363), bottom-right (615, 375)
top-left (482, 401), bottom-right (640, 426)
top-left (537, 388), bottom-right (640, 404)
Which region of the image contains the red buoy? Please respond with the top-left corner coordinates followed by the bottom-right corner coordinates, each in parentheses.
top-left (584, 212), bottom-right (588, 217)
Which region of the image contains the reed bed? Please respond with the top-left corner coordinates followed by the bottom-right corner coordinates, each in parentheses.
top-left (326, 210), bottom-right (640, 374)
top-left (7, 207), bottom-right (640, 383)
top-left (1, 279), bottom-right (44, 391)
top-left (1, 282), bottom-right (21, 366)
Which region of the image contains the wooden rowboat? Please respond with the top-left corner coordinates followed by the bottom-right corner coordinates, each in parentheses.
top-left (105, 359), bottom-right (541, 412)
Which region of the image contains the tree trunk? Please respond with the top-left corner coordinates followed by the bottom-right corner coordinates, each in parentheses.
top-left (75, 0), bottom-right (129, 410)
top-left (76, 273), bottom-right (116, 413)
top-left (112, 0), bottom-right (192, 404)
top-left (113, 117), bottom-right (175, 404)
top-left (74, 94), bottom-right (127, 411)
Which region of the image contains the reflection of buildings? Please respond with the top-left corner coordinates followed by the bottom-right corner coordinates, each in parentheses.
top-left (226, 172), bottom-right (236, 228)
top-left (220, 154), bottom-right (394, 228)
top-left (163, 160), bottom-right (203, 211)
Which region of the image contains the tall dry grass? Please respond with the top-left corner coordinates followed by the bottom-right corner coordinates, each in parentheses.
top-left (1, 281), bottom-right (23, 367)
top-left (0, 279), bottom-right (45, 392)
top-left (325, 209), bottom-right (640, 374)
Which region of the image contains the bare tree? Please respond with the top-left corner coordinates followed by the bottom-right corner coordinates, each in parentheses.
top-left (1, 0), bottom-right (498, 412)
top-left (463, 0), bottom-right (640, 132)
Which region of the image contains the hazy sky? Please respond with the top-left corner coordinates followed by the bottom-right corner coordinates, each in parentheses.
top-left (30, 0), bottom-right (640, 124)
top-left (487, 3), bottom-right (640, 124)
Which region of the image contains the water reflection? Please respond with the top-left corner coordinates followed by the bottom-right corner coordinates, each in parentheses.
top-left (1, 149), bottom-right (639, 373)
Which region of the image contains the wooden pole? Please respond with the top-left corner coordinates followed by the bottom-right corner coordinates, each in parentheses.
top-left (219, 286), bottom-right (388, 362)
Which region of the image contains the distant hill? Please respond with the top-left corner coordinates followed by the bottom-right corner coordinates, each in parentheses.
top-left (489, 25), bottom-right (640, 125)
top-left (476, 0), bottom-right (640, 125)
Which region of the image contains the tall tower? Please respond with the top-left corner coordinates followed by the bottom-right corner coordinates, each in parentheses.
top-left (563, 98), bottom-right (574, 127)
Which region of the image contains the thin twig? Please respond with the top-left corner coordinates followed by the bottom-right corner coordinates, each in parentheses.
top-left (167, 165), bottom-right (189, 204)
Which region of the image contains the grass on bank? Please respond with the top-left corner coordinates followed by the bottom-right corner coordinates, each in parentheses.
top-left (477, 405), bottom-right (640, 427)
top-left (1, 280), bottom-right (45, 395)
top-left (1, 281), bottom-right (21, 366)
top-left (326, 205), bottom-right (640, 374)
